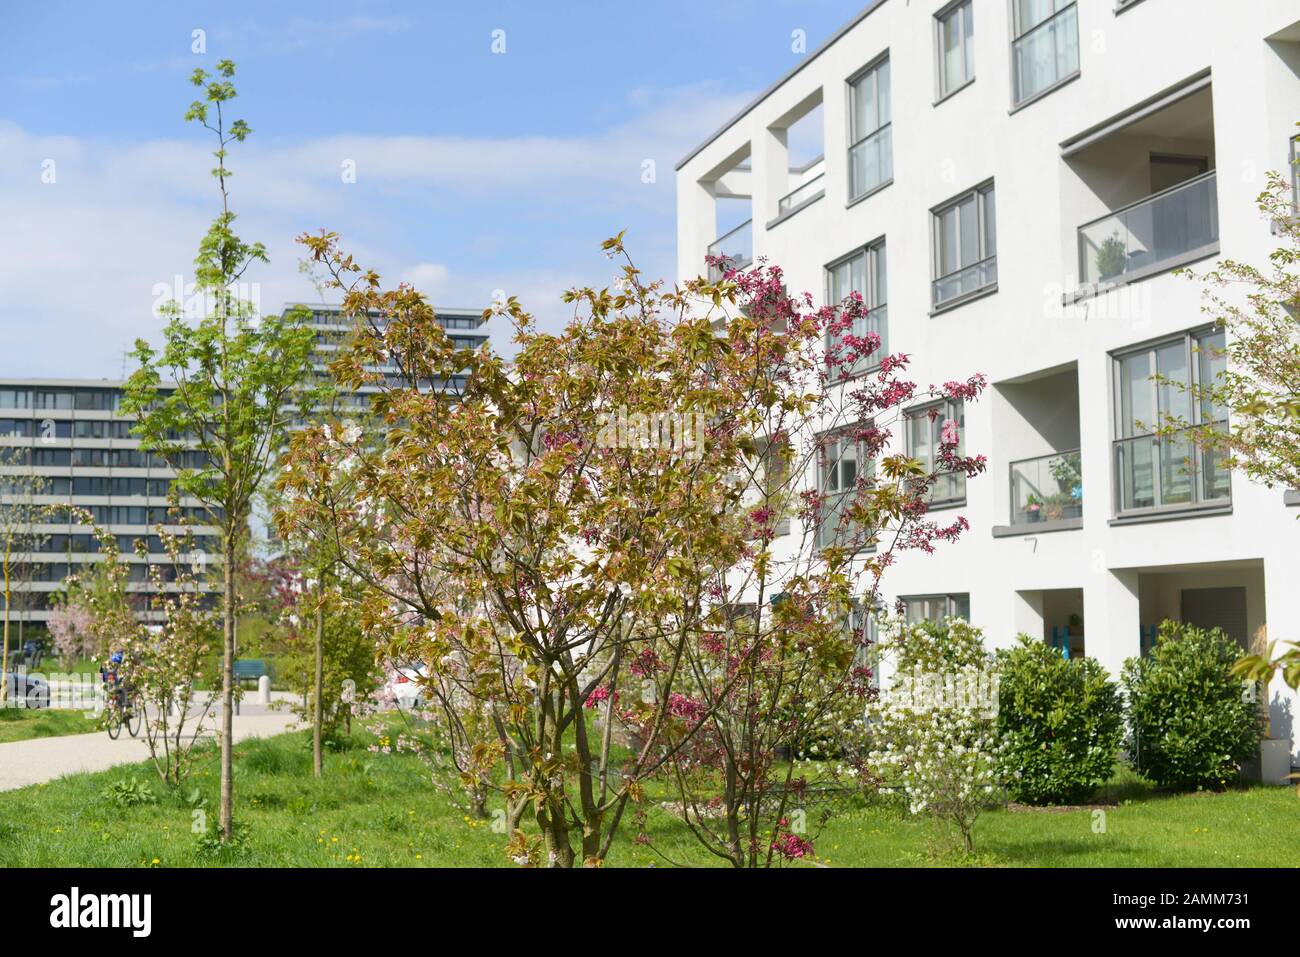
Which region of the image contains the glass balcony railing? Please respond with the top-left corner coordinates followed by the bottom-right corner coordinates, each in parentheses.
top-left (848, 124), bottom-right (892, 201)
top-left (1079, 171), bottom-right (1219, 285)
top-left (777, 173), bottom-right (826, 217)
top-left (707, 219), bottom-right (753, 281)
top-left (829, 303), bottom-right (888, 380)
top-left (1012, 2), bottom-right (1079, 105)
top-left (1010, 449), bottom-right (1082, 526)
top-left (1114, 423), bottom-right (1229, 514)
top-left (932, 255), bottom-right (997, 308)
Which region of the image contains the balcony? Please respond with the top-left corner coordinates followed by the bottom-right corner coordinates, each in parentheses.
top-left (775, 172), bottom-right (825, 219)
top-left (1009, 449), bottom-right (1082, 529)
top-left (1114, 423), bottom-right (1230, 516)
top-left (707, 219), bottom-right (753, 281)
top-left (848, 124), bottom-right (892, 202)
top-left (1079, 171), bottom-right (1219, 286)
top-left (830, 304), bottom-right (888, 381)
top-left (932, 255), bottom-right (997, 309)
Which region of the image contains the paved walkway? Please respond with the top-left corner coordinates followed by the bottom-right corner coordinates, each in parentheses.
top-left (0, 701), bottom-right (301, 792)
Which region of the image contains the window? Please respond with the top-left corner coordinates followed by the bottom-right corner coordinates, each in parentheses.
top-left (908, 398), bottom-right (966, 506)
top-left (1291, 134), bottom-right (1299, 204)
top-left (902, 593), bottom-right (970, 625)
top-left (35, 391), bottom-right (73, 410)
top-left (1011, 0), bottom-right (1079, 106)
top-left (936, 0), bottom-right (974, 100)
top-left (826, 239), bottom-right (887, 378)
top-left (818, 427), bottom-right (873, 550)
top-left (847, 56), bottom-right (892, 201)
top-left (931, 182), bottom-right (996, 308)
top-left (1112, 327), bottom-right (1229, 514)
top-left (845, 599), bottom-right (882, 689)
top-left (0, 390), bottom-right (31, 409)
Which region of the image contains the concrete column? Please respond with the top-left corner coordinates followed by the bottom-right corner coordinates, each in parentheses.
top-left (1262, 548), bottom-right (1299, 759)
top-left (1085, 567), bottom-right (1141, 679)
top-left (676, 177), bottom-right (718, 282)
top-left (752, 124), bottom-right (789, 229)
top-left (257, 674), bottom-right (271, 705)
top-left (1012, 589), bottom-right (1045, 644)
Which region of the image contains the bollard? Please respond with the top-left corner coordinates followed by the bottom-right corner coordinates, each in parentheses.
top-left (257, 674), bottom-right (271, 705)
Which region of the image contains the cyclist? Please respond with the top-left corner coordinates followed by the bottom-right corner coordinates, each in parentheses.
top-left (101, 651), bottom-right (127, 712)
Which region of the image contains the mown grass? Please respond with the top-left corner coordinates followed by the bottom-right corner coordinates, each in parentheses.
top-left (0, 724), bottom-right (1295, 867)
top-left (0, 707), bottom-right (99, 744)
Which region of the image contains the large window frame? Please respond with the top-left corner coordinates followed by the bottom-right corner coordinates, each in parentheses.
top-left (1010, 0), bottom-right (1079, 108)
top-left (1111, 326), bottom-right (1230, 517)
top-left (901, 593), bottom-right (971, 625)
top-left (825, 237), bottom-right (887, 380)
top-left (817, 425), bottom-right (874, 551)
top-left (935, 0), bottom-right (975, 103)
top-left (846, 54), bottom-right (893, 203)
top-left (931, 180), bottom-right (997, 310)
top-left (907, 398), bottom-right (966, 508)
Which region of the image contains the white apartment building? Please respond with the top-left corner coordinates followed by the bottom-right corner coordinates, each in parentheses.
top-left (676, 0), bottom-right (1300, 763)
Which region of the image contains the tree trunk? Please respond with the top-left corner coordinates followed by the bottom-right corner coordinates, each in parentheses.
top-left (219, 534), bottom-right (235, 841)
top-left (313, 580), bottom-right (324, 778)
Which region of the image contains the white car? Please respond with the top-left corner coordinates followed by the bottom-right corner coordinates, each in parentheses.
top-left (383, 663), bottom-right (427, 710)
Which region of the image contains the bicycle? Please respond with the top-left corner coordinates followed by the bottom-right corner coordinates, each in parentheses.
top-left (105, 686), bottom-right (143, 740)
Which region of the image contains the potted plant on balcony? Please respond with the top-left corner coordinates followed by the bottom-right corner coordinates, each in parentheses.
top-left (1095, 232), bottom-right (1127, 283)
top-left (1021, 494), bottom-right (1043, 523)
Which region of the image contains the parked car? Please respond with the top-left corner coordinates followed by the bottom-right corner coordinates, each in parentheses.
top-left (2, 671), bottom-right (50, 709)
top-left (383, 663), bottom-right (427, 710)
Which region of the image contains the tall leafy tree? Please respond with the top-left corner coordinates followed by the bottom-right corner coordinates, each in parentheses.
top-left (122, 61), bottom-right (319, 840)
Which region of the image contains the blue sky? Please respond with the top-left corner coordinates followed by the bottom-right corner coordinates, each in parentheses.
top-left (0, 0), bottom-right (865, 377)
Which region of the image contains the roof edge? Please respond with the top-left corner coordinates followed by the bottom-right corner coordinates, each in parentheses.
top-left (675, 0), bottom-right (889, 173)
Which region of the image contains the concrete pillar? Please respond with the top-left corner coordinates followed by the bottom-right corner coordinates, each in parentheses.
top-left (1085, 567), bottom-right (1141, 680)
top-left (1262, 548), bottom-right (1299, 760)
top-left (257, 674), bottom-right (271, 705)
top-left (676, 177), bottom-right (718, 282)
top-left (1012, 589), bottom-right (1046, 644)
top-left (752, 124), bottom-right (789, 229)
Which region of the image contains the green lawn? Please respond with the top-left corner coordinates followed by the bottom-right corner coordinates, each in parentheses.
top-left (0, 707), bottom-right (99, 744)
top-left (0, 725), bottom-right (1295, 867)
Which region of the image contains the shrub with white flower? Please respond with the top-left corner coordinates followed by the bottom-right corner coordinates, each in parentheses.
top-left (866, 616), bottom-right (1002, 855)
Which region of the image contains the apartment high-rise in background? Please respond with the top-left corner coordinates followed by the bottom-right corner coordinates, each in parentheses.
top-left (0, 379), bottom-right (221, 638)
top-left (0, 304), bottom-right (488, 640)
top-left (676, 0), bottom-right (1300, 770)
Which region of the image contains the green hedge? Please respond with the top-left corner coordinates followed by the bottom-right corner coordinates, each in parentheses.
top-left (996, 635), bottom-right (1123, 804)
top-left (1122, 621), bottom-right (1259, 790)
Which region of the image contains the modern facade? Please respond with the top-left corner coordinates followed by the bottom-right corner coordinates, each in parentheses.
top-left (677, 0), bottom-right (1300, 761)
top-left (287, 303), bottom-right (490, 422)
top-left (0, 379), bottom-right (220, 633)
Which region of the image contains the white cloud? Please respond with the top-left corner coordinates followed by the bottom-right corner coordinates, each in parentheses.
top-left (0, 81), bottom-right (754, 377)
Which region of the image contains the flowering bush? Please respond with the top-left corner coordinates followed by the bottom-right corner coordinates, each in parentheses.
top-left (996, 635), bottom-right (1122, 805)
top-left (867, 618), bottom-right (1001, 854)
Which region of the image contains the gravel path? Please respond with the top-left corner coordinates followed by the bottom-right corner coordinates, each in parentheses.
top-left (0, 704), bottom-right (301, 792)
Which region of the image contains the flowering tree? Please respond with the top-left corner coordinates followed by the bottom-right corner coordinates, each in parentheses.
top-left (867, 617), bottom-right (1001, 856)
top-left (279, 231), bottom-right (984, 866)
top-left (47, 602), bottom-right (95, 667)
top-left (64, 514), bottom-right (217, 787)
